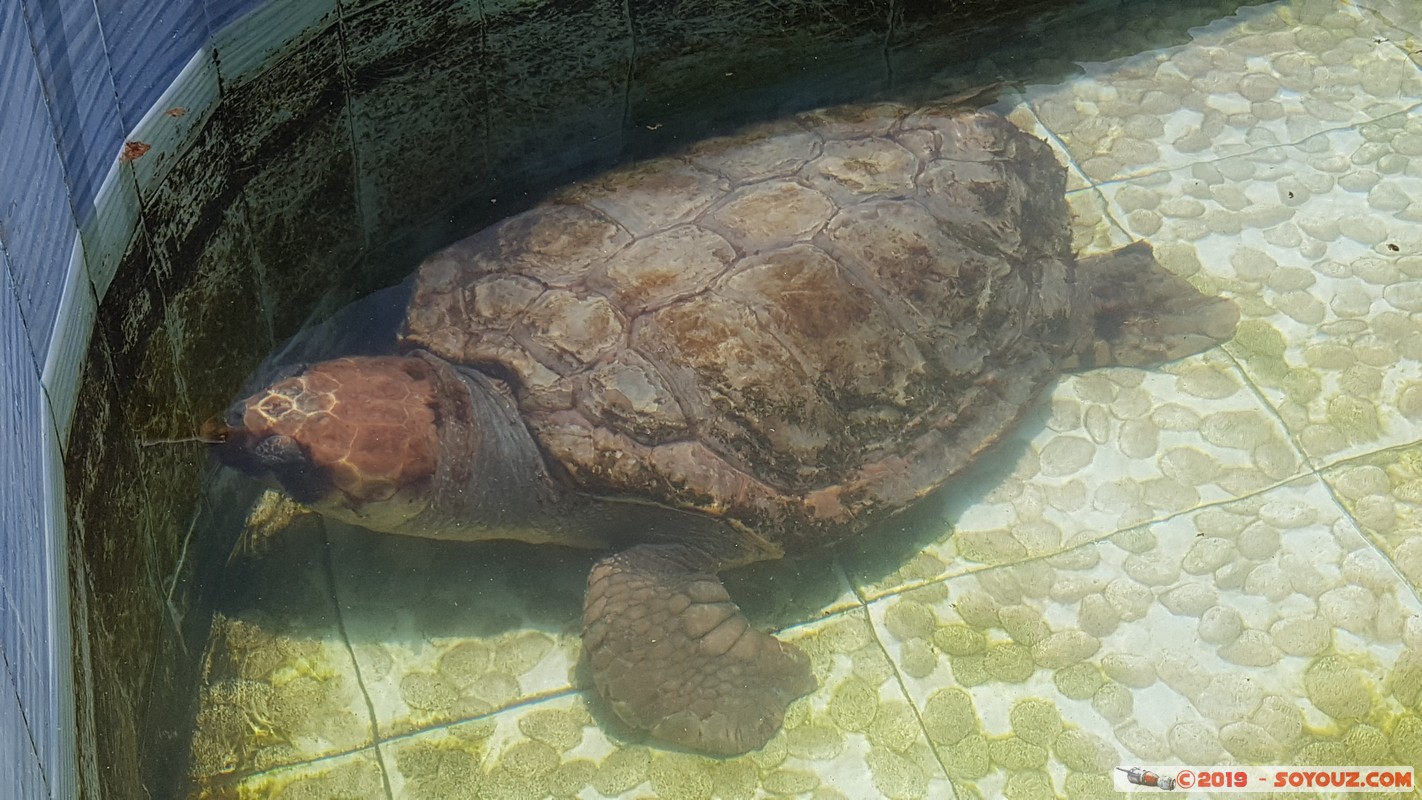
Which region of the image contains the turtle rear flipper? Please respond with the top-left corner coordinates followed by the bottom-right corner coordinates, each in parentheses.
top-left (582, 544), bottom-right (816, 756)
top-left (1071, 242), bottom-right (1239, 368)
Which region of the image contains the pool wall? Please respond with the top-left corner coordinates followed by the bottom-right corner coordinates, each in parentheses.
top-left (1, 3), bottom-right (273, 796)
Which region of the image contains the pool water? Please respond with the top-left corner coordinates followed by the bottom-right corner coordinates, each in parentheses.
top-left (186, 0), bottom-right (1422, 797)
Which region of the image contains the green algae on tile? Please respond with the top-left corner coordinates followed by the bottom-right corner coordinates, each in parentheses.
top-left (481, 763), bottom-right (553, 800)
top-left (852, 645), bottom-right (899, 686)
top-left (501, 739), bottom-right (561, 780)
top-left (988, 735), bottom-right (1048, 770)
top-left (1389, 648), bottom-right (1422, 707)
top-left (1388, 716), bottom-right (1422, 766)
top-left (957, 528), bottom-right (1031, 565)
top-left (1221, 720), bottom-right (1284, 761)
top-left (516, 707), bottom-right (585, 752)
top-left (190, 609), bottom-right (374, 779)
top-left (868, 701), bottom-right (922, 753)
top-left (819, 615), bottom-right (874, 653)
top-left (1030, 630), bottom-right (1101, 670)
top-left (648, 751), bottom-right (715, 800)
top-left (999, 605), bottom-right (1051, 647)
top-left (709, 757), bottom-right (758, 800)
top-left (399, 671), bottom-right (460, 714)
top-left (941, 733), bottom-right (992, 782)
top-left (933, 623), bottom-right (986, 656)
top-left (898, 639), bottom-right (938, 678)
top-left (437, 640), bottom-right (492, 687)
top-left (866, 747), bottom-right (930, 800)
top-left (747, 731), bottom-right (790, 771)
top-left (786, 722), bottom-right (846, 761)
top-left (593, 746), bottom-right (651, 795)
top-left (1004, 769), bottom-right (1056, 800)
top-left (394, 739), bottom-right (485, 799)
top-left (950, 653), bottom-right (991, 687)
top-left (984, 642), bottom-right (1035, 682)
top-left (231, 749), bottom-right (388, 799)
top-left (1009, 698), bottom-right (1064, 748)
top-left (828, 676), bottom-right (880, 732)
top-left (922, 687), bottom-right (980, 746)
top-left (1327, 394), bottom-right (1383, 444)
top-left (1342, 723), bottom-right (1389, 763)
top-left (1091, 681), bottom-right (1134, 724)
top-left (763, 767), bottom-right (821, 794)
top-left (492, 631), bottom-right (556, 675)
top-left (1052, 728), bottom-right (1117, 773)
top-left (883, 599), bottom-right (938, 641)
top-left (1077, 593), bottom-right (1122, 637)
top-left (1252, 695), bottom-right (1304, 748)
top-left (1304, 655), bottom-right (1375, 722)
top-left (547, 759), bottom-right (597, 797)
top-left (470, 671), bottom-right (522, 709)
top-left (1063, 771), bottom-right (1116, 800)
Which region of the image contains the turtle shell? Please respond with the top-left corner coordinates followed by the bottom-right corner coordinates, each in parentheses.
top-left (399, 102), bottom-right (1082, 552)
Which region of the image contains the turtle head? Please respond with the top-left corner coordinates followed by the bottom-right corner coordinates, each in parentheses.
top-left (212, 355), bottom-right (445, 529)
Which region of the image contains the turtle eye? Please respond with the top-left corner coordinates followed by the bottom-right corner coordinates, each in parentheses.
top-left (225, 403), bottom-right (246, 429)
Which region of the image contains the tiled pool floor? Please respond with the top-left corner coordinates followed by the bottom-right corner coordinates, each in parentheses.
top-left (188, 1), bottom-right (1422, 797)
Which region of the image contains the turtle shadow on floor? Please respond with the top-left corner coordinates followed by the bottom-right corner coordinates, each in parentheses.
top-left (212, 517), bottom-right (593, 643)
top-left (208, 408), bottom-right (1038, 652)
top-left (195, 422), bottom-right (1037, 764)
top-left (831, 419), bottom-right (1038, 591)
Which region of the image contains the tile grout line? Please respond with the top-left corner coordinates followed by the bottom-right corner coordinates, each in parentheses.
top-left (857, 590), bottom-right (958, 790)
top-left (1313, 465), bottom-right (1422, 610)
top-left (838, 461), bottom-right (1335, 612)
top-left (318, 518), bottom-right (396, 800)
top-left (830, 424), bottom-right (1422, 636)
top-left (199, 679), bottom-right (586, 787)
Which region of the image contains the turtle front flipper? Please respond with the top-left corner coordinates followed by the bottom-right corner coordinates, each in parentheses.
top-left (582, 543), bottom-right (816, 756)
top-left (1071, 241), bottom-right (1240, 368)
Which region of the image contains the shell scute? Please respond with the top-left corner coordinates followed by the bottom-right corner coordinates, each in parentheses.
top-left (575, 351), bottom-right (690, 446)
top-left (720, 244), bottom-right (926, 407)
top-left (559, 158), bottom-right (729, 237)
top-left (705, 180), bottom-right (835, 253)
top-left (591, 225), bottom-right (737, 315)
top-left (634, 290), bottom-right (844, 487)
top-left (800, 137), bottom-right (920, 205)
top-left (472, 203), bottom-right (630, 286)
top-left (688, 120), bottom-right (822, 182)
top-left (523, 290), bottom-right (625, 371)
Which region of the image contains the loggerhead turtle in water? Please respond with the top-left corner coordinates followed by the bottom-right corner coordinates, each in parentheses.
top-left (213, 97), bottom-right (1238, 756)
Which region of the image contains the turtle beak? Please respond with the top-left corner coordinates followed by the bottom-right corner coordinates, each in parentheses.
top-left (206, 402), bottom-right (251, 469)
top-left (208, 401), bottom-right (284, 473)
top-left (209, 404), bottom-right (330, 504)
top-left (208, 416), bottom-right (257, 474)
top-left (198, 416), bottom-right (231, 445)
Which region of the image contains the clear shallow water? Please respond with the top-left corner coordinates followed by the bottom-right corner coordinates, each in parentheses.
top-left (188, 0), bottom-right (1422, 797)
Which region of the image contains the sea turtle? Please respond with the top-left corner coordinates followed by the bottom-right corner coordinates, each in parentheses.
top-left (213, 98), bottom-right (1238, 756)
